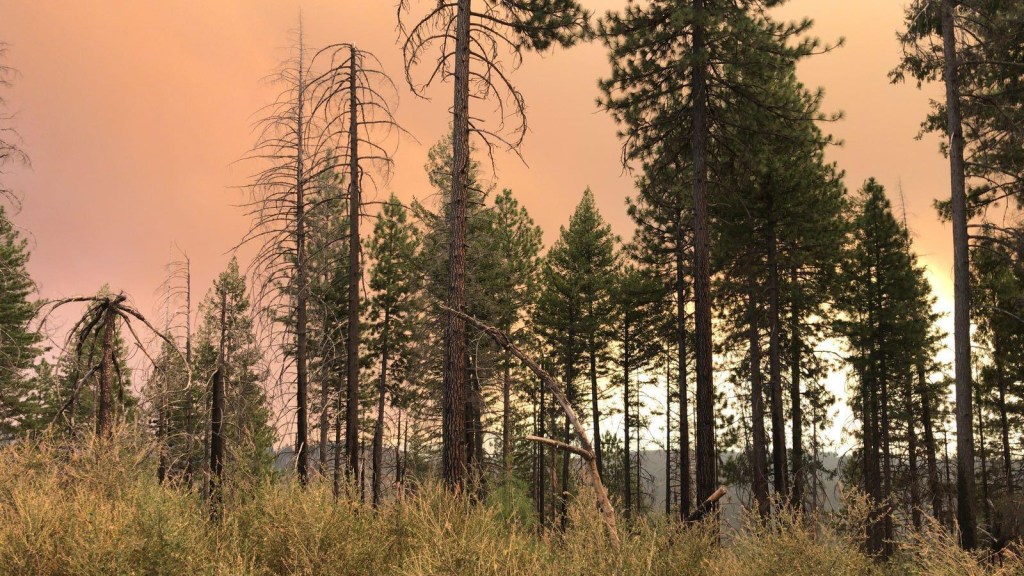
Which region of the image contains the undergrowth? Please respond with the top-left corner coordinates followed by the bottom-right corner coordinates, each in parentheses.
top-left (0, 431), bottom-right (1018, 575)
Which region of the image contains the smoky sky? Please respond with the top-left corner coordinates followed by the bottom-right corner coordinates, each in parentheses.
top-left (3, 1), bottom-right (952, 383)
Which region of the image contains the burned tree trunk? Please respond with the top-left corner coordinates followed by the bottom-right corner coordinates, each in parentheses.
top-left (346, 45), bottom-right (363, 480)
top-left (372, 310), bottom-right (390, 507)
top-left (95, 304), bottom-right (116, 437)
top-left (209, 290), bottom-right (227, 519)
top-left (747, 291), bottom-right (770, 517)
top-left (690, 0), bottom-right (717, 505)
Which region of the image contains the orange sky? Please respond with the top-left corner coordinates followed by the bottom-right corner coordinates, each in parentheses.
top-left (2, 1), bottom-right (953, 379)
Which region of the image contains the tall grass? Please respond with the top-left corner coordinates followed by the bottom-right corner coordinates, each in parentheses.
top-left (0, 431), bottom-right (1017, 575)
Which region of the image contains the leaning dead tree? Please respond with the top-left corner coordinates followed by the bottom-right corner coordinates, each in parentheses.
top-left (241, 22), bottom-right (402, 485)
top-left (440, 304), bottom-right (620, 549)
top-left (151, 251), bottom-right (194, 484)
top-left (0, 42), bottom-right (29, 206)
top-left (41, 292), bottom-right (186, 437)
top-left (398, 0), bottom-right (588, 491)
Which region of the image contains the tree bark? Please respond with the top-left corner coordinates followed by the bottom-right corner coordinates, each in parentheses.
top-left (442, 0), bottom-right (471, 492)
top-left (590, 336), bottom-right (603, 478)
top-left (907, 373), bottom-right (922, 531)
top-left (766, 200), bottom-right (788, 500)
top-left (880, 357), bottom-right (894, 557)
top-left (346, 45), bottom-right (363, 479)
top-left (690, 0), bottom-right (717, 504)
top-left (294, 31), bottom-right (310, 486)
top-left (372, 309), bottom-right (389, 507)
top-left (918, 360), bottom-right (943, 521)
top-left (995, 348), bottom-right (1013, 495)
top-left (95, 305), bottom-right (115, 437)
top-left (676, 247), bottom-right (692, 519)
top-left (941, 0), bottom-right (978, 549)
top-left (209, 290), bottom-right (227, 519)
top-left (538, 370), bottom-right (546, 527)
top-left (747, 292), bottom-right (770, 517)
top-left (623, 318), bottom-right (632, 520)
top-left (665, 357), bottom-right (672, 516)
top-left (789, 267), bottom-right (803, 508)
top-left (503, 351), bottom-right (512, 478)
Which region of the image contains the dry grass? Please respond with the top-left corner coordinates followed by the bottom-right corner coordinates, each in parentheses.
top-left (0, 431), bottom-right (1017, 575)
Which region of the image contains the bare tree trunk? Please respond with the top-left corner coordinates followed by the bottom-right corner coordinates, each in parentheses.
top-left (372, 310), bottom-right (390, 507)
top-left (690, 0), bottom-right (717, 504)
top-left (789, 267), bottom-right (804, 508)
top-left (95, 306), bottom-right (115, 437)
top-left (766, 203), bottom-right (788, 501)
top-left (665, 356), bottom-right (672, 516)
top-left (538, 371), bottom-right (546, 527)
top-left (919, 361), bottom-right (943, 521)
top-left (333, 358), bottom-right (343, 498)
top-left (747, 292), bottom-right (770, 517)
top-left (940, 0), bottom-right (977, 549)
top-left (676, 246), bottom-right (692, 519)
top-left (880, 358), bottom-right (894, 557)
top-left (442, 0), bottom-right (471, 492)
top-left (907, 373), bottom-right (922, 531)
top-left (294, 31), bottom-right (310, 486)
top-left (157, 385), bottom-right (168, 482)
top-left (623, 319), bottom-right (632, 520)
top-left (977, 387), bottom-right (990, 528)
top-left (346, 45), bottom-right (362, 480)
top-left (319, 375), bottom-right (329, 475)
top-left (395, 410), bottom-right (402, 486)
top-left (996, 349), bottom-right (1013, 496)
top-left (590, 331), bottom-right (603, 477)
top-left (184, 260), bottom-right (195, 483)
top-left (209, 291), bottom-right (227, 519)
top-left (503, 351), bottom-right (511, 478)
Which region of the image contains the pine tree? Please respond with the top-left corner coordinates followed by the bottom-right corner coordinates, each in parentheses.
top-left (191, 259), bottom-right (276, 483)
top-left (838, 179), bottom-right (940, 557)
top-left (600, 0), bottom-right (833, 504)
top-left (611, 264), bottom-right (663, 519)
top-left (0, 205), bottom-right (42, 437)
top-left (366, 195), bottom-right (421, 506)
top-left (893, 1), bottom-right (1024, 547)
top-left (536, 188), bottom-right (617, 526)
top-left (486, 189), bottom-right (543, 480)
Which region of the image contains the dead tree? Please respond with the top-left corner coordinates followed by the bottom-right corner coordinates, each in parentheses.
top-left (42, 292), bottom-right (186, 437)
top-left (152, 251), bottom-right (195, 484)
top-left (398, 0), bottom-right (588, 491)
top-left (441, 304), bottom-right (620, 549)
top-left (0, 42), bottom-right (29, 205)
top-left (243, 21), bottom-right (404, 486)
top-left (311, 43), bottom-right (405, 484)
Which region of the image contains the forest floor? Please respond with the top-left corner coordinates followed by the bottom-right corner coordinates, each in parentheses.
top-left (0, 430), bottom-right (1017, 576)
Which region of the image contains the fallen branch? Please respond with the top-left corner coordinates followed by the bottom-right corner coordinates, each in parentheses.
top-left (439, 304), bottom-right (620, 549)
top-left (526, 435), bottom-right (593, 460)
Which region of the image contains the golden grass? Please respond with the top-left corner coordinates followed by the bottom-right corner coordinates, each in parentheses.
top-left (0, 431), bottom-right (1016, 575)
